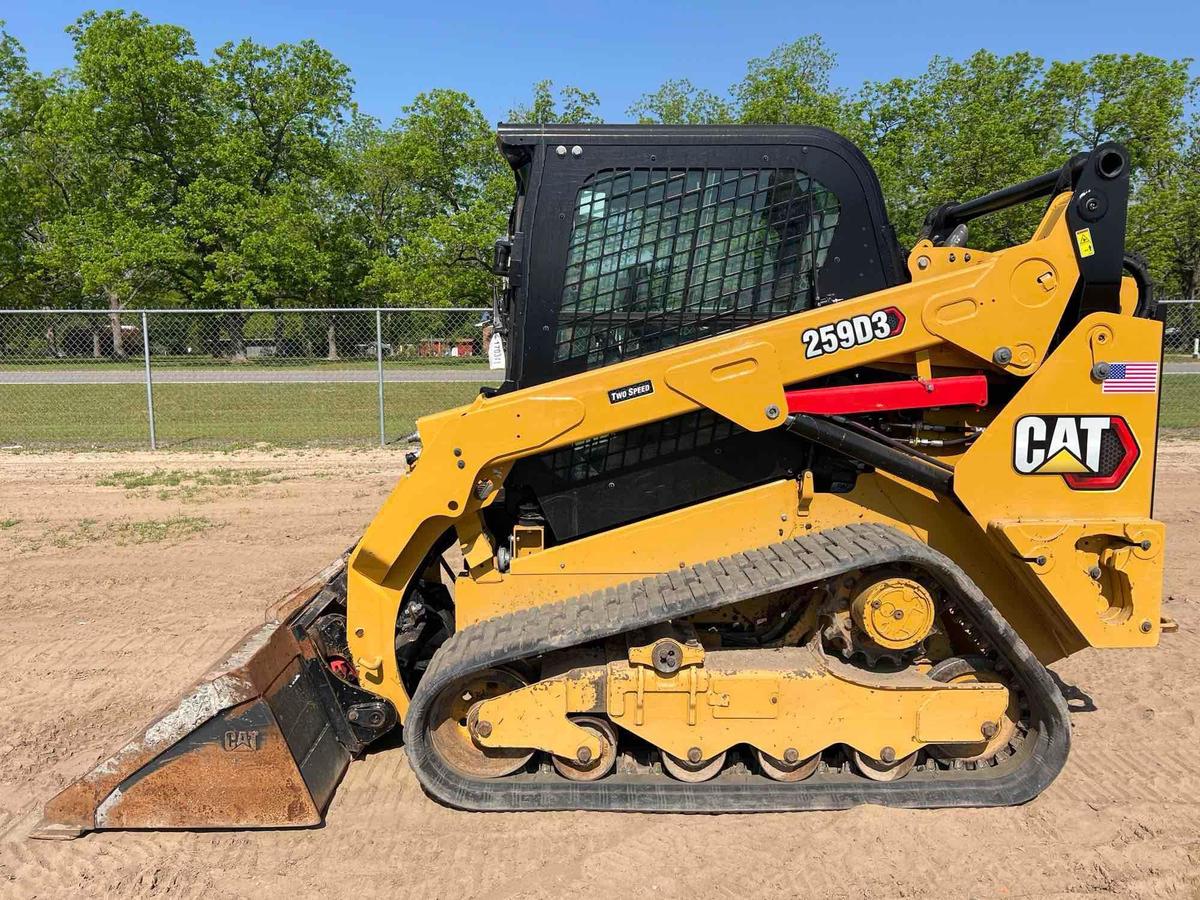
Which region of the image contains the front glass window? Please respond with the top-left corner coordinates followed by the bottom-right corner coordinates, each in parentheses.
top-left (555, 167), bottom-right (841, 368)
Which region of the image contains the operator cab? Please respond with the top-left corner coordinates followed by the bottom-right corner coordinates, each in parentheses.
top-left (488, 125), bottom-right (908, 543)
top-left (491, 124), bottom-right (909, 391)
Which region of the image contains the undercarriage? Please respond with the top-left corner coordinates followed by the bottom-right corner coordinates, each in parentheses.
top-left (403, 524), bottom-right (1063, 810)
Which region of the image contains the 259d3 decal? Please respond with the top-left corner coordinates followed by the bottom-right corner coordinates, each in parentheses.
top-left (1013, 414), bottom-right (1139, 490)
top-left (802, 306), bottom-right (906, 359)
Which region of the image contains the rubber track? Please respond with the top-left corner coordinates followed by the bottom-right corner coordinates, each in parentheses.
top-left (404, 523), bottom-right (1070, 811)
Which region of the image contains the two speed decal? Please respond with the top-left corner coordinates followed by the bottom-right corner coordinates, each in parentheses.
top-left (607, 379), bottom-right (654, 404)
top-left (802, 306), bottom-right (906, 359)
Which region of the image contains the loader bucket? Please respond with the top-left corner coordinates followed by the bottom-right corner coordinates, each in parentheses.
top-left (33, 556), bottom-right (392, 839)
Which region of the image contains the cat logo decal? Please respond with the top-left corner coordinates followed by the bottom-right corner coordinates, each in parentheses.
top-left (1013, 415), bottom-right (1139, 490)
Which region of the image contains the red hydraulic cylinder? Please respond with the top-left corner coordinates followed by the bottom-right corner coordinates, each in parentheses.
top-left (784, 375), bottom-right (988, 416)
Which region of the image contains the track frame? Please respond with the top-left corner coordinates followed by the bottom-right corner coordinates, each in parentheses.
top-left (405, 524), bottom-right (1070, 811)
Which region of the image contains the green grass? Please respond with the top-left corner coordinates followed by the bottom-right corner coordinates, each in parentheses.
top-left (97, 467), bottom-right (278, 489)
top-left (109, 515), bottom-right (215, 544)
top-left (0, 380), bottom-right (492, 449)
top-left (96, 466), bottom-right (285, 499)
top-left (32, 514), bottom-right (217, 550)
top-left (1, 376), bottom-right (1194, 449)
top-left (1160, 375), bottom-right (1200, 430)
top-left (47, 517), bottom-right (101, 547)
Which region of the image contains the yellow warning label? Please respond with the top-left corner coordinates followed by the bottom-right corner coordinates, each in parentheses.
top-left (1075, 227), bottom-right (1095, 258)
top-left (1039, 448), bottom-right (1090, 474)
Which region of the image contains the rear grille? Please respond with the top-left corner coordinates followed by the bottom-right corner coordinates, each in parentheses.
top-left (545, 409), bottom-right (739, 484)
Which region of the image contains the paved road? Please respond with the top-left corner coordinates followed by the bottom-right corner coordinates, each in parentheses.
top-left (1166, 361), bottom-right (1200, 374)
top-left (0, 367), bottom-right (496, 384)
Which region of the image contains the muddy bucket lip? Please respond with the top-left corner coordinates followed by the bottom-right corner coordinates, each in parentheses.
top-left (32, 555), bottom-right (350, 840)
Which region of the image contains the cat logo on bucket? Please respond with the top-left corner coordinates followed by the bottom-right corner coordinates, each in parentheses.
top-left (222, 729), bottom-right (261, 752)
top-left (1013, 415), bottom-right (1139, 490)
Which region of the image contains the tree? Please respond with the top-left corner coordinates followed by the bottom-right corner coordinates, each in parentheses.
top-left (1045, 53), bottom-right (1195, 173)
top-left (67, 10), bottom-right (213, 202)
top-left (629, 36), bottom-right (853, 131)
top-left (0, 23), bottom-right (65, 362)
top-left (0, 22), bottom-right (50, 310)
top-left (734, 36), bottom-right (857, 133)
top-left (509, 80), bottom-right (602, 124)
top-left (1131, 120), bottom-right (1200, 301)
top-left (858, 51), bottom-right (1070, 249)
top-left (179, 36), bottom-right (353, 358)
top-left (26, 11), bottom-right (212, 354)
top-left (628, 78), bottom-right (732, 124)
top-left (1045, 54), bottom-right (1198, 299)
top-left (356, 90), bottom-right (508, 309)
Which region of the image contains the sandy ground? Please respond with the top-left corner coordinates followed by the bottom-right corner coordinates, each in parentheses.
top-left (1, 443), bottom-right (1199, 899)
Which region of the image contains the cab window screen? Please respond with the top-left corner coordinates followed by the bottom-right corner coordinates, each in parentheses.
top-left (556, 167), bottom-right (841, 368)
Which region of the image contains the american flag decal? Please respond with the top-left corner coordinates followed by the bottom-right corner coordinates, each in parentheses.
top-left (1102, 362), bottom-right (1159, 394)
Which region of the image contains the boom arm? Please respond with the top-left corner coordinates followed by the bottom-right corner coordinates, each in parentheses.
top-left (348, 191), bottom-right (1087, 716)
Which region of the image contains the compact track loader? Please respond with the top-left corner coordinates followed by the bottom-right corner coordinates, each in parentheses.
top-left (37, 125), bottom-right (1168, 837)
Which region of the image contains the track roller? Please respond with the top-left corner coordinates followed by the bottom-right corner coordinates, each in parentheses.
top-left (551, 716), bottom-right (619, 782)
top-left (662, 750), bottom-right (727, 783)
top-left (852, 748), bottom-right (917, 782)
top-left (756, 748), bottom-right (821, 782)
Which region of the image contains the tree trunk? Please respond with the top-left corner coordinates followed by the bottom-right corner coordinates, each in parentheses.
top-left (326, 316), bottom-right (339, 361)
top-left (92, 323), bottom-right (102, 358)
top-left (105, 288), bottom-right (125, 358)
top-left (273, 311), bottom-right (285, 357)
top-left (225, 313), bottom-right (247, 362)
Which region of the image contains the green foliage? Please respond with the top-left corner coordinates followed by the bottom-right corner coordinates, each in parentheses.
top-left (860, 51), bottom-right (1072, 248)
top-left (735, 36), bottom-right (857, 133)
top-left (0, 12), bottom-right (1197, 323)
top-left (0, 14), bottom-right (522, 326)
top-left (629, 39), bottom-right (1199, 296)
top-left (351, 89), bottom-right (508, 307)
top-left (628, 79), bottom-right (732, 125)
top-left (509, 80), bottom-right (603, 124)
top-left (0, 23), bottom-right (65, 308)
top-left (1131, 120), bottom-right (1200, 301)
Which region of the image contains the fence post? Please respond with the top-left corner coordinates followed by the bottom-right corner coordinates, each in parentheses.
top-left (141, 311), bottom-right (157, 450)
top-left (376, 308), bottom-right (386, 447)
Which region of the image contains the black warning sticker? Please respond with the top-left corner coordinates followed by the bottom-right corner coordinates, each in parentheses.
top-left (608, 379), bottom-right (654, 404)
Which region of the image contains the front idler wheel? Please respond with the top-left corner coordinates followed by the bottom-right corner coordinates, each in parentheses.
top-left (428, 668), bottom-right (534, 778)
top-left (927, 655), bottom-right (1021, 764)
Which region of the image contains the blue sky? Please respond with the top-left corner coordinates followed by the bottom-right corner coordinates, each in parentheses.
top-left (4, 0), bottom-right (1198, 124)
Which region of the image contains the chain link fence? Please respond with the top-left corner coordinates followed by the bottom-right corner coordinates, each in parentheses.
top-left (1, 303), bottom-right (1197, 449)
top-left (1157, 299), bottom-right (1200, 432)
top-left (0, 308), bottom-right (497, 449)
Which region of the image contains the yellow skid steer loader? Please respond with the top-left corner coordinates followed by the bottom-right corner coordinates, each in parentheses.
top-left (36, 125), bottom-right (1167, 837)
